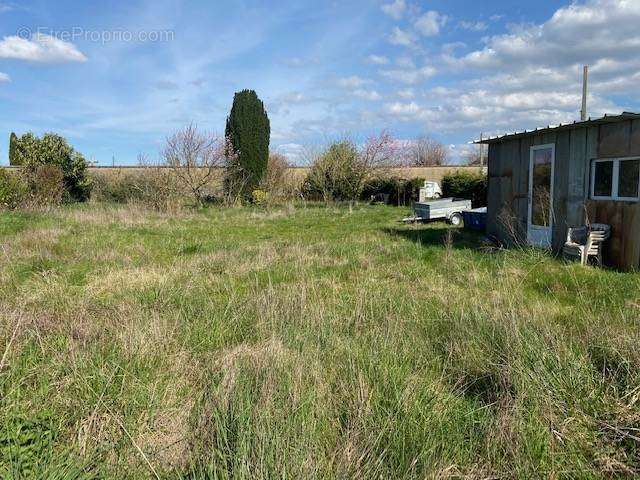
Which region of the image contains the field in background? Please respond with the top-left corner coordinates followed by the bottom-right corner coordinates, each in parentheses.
top-left (88, 165), bottom-right (485, 187)
top-left (1, 203), bottom-right (638, 478)
top-left (2, 165), bottom-right (487, 188)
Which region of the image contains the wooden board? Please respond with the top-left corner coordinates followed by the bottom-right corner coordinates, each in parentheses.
top-left (488, 143), bottom-right (501, 177)
top-left (598, 120), bottom-right (632, 158)
top-left (585, 126), bottom-right (599, 196)
top-left (631, 120), bottom-right (640, 156)
top-left (586, 200), bottom-right (640, 270)
top-left (567, 128), bottom-right (587, 227)
top-left (552, 130), bottom-right (572, 251)
top-left (623, 205), bottom-right (640, 268)
top-left (517, 137), bottom-right (533, 228)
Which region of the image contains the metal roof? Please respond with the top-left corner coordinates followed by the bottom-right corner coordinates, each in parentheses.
top-left (474, 111), bottom-right (640, 144)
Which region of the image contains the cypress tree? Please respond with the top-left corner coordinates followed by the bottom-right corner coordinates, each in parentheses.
top-left (225, 90), bottom-right (270, 198)
top-left (8, 132), bottom-right (19, 166)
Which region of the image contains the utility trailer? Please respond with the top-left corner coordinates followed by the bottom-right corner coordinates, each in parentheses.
top-left (403, 198), bottom-right (472, 226)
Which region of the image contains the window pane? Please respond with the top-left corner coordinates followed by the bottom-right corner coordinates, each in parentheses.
top-left (618, 159), bottom-right (640, 198)
top-left (531, 148), bottom-right (553, 227)
top-left (594, 161), bottom-right (613, 197)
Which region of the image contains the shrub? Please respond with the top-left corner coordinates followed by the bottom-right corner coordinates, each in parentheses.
top-left (225, 90), bottom-right (270, 199)
top-left (361, 176), bottom-right (425, 206)
top-left (135, 168), bottom-right (182, 211)
top-left (403, 177), bottom-right (428, 202)
top-left (261, 153), bottom-right (296, 201)
top-left (24, 165), bottom-right (65, 208)
top-left (91, 168), bottom-right (181, 211)
top-left (90, 171), bottom-right (140, 204)
top-left (251, 189), bottom-right (269, 206)
top-left (303, 132), bottom-right (400, 203)
top-left (0, 169), bottom-right (27, 209)
top-left (303, 141), bottom-right (363, 202)
top-left (441, 171), bottom-right (487, 208)
top-left (361, 176), bottom-right (397, 204)
top-left (13, 132), bottom-right (91, 202)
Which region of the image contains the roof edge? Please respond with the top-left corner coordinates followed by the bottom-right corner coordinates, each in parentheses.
top-left (474, 112), bottom-right (640, 144)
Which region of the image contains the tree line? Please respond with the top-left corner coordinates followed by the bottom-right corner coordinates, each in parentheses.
top-left (3, 88), bottom-right (483, 209)
top-left (4, 89), bottom-right (272, 208)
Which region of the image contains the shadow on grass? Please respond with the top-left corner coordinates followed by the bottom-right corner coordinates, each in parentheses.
top-left (383, 223), bottom-right (485, 251)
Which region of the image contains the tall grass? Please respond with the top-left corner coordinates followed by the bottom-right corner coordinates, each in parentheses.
top-left (0, 202), bottom-right (638, 478)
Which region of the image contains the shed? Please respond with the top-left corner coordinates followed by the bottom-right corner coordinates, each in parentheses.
top-left (477, 112), bottom-right (640, 269)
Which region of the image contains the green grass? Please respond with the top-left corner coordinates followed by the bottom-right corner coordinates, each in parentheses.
top-left (1, 202), bottom-right (639, 478)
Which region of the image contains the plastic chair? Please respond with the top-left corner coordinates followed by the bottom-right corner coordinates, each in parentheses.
top-left (563, 224), bottom-right (611, 266)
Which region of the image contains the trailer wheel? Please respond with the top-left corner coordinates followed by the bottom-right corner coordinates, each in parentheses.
top-left (449, 213), bottom-right (463, 226)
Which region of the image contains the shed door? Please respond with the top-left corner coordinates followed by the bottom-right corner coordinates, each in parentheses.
top-left (527, 144), bottom-right (555, 247)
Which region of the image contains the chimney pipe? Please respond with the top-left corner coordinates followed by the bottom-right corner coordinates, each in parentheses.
top-left (580, 65), bottom-right (588, 121)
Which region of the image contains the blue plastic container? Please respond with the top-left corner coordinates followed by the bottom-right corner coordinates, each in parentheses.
top-left (462, 207), bottom-right (487, 232)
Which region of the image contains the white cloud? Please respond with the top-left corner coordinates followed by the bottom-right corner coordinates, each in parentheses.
top-left (459, 20), bottom-right (488, 32)
top-left (458, 0), bottom-right (640, 72)
top-left (283, 0), bottom-right (640, 164)
top-left (385, 101), bottom-right (422, 117)
top-left (277, 142), bottom-right (306, 162)
top-left (396, 56), bottom-right (415, 68)
top-left (381, 0), bottom-right (406, 20)
top-left (0, 33), bottom-right (87, 63)
top-left (428, 86), bottom-right (456, 97)
top-left (354, 89), bottom-right (381, 101)
top-left (0, 72), bottom-right (9, 82)
top-left (337, 75), bottom-right (370, 88)
top-left (441, 42), bottom-right (467, 55)
top-left (380, 65), bottom-right (436, 84)
top-left (397, 88), bottom-right (415, 99)
top-left (397, 0), bottom-right (640, 140)
top-left (282, 92), bottom-right (307, 103)
top-left (414, 11), bottom-right (447, 37)
top-left (267, 91), bottom-right (323, 115)
top-left (367, 54), bottom-right (389, 65)
top-left (269, 0), bottom-right (640, 164)
top-left (337, 76), bottom-right (380, 100)
top-left (389, 27), bottom-right (416, 47)
top-left (382, 78), bottom-right (620, 138)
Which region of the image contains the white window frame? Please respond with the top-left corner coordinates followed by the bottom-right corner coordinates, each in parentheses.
top-left (591, 156), bottom-right (640, 202)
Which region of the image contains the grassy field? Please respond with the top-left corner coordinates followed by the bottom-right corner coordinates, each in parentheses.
top-left (1, 203), bottom-right (639, 478)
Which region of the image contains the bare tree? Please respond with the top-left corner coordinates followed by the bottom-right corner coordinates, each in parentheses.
top-left (409, 135), bottom-right (448, 166)
top-left (162, 124), bottom-right (227, 205)
top-left (466, 144), bottom-right (487, 166)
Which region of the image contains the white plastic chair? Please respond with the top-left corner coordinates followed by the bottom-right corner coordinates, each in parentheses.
top-left (563, 224), bottom-right (611, 266)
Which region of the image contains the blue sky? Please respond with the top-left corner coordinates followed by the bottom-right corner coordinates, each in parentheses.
top-left (0, 0), bottom-right (638, 165)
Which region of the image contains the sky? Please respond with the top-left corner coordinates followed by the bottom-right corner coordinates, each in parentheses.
top-left (0, 0), bottom-right (639, 165)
